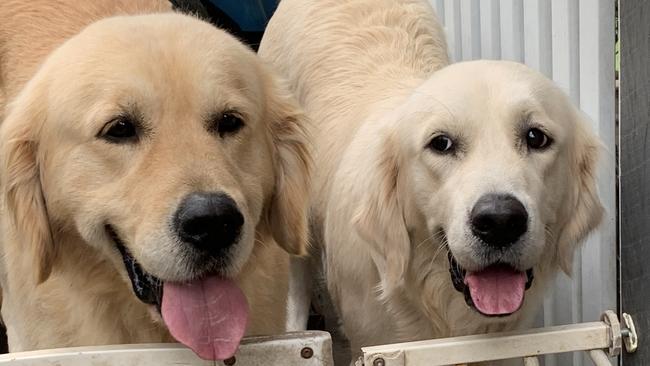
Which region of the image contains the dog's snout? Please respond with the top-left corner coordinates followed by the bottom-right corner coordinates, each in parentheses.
top-left (470, 194), bottom-right (528, 248)
top-left (174, 192), bottom-right (244, 256)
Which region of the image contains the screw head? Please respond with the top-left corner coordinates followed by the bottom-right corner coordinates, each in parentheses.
top-left (301, 347), bottom-right (314, 359)
top-left (373, 358), bottom-right (385, 366)
top-left (223, 356), bottom-right (236, 365)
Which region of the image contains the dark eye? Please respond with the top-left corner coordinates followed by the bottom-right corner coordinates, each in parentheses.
top-left (427, 134), bottom-right (455, 154)
top-left (526, 128), bottom-right (552, 150)
top-left (99, 117), bottom-right (137, 143)
top-left (214, 112), bottom-right (244, 137)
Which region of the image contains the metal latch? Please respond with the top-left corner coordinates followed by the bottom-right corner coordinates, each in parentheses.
top-left (622, 312), bottom-right (639, 353)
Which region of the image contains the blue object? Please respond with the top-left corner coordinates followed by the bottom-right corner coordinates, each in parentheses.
top-left (205, 1), bottom-right (278, 32)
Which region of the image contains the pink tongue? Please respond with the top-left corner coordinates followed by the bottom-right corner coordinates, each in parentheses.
top-left (161, 276), bottom-right (249, 360)
top-left (464, 265), bottom-right (526, 316)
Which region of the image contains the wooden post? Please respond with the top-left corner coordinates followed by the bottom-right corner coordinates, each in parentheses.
top-left (620, 0), bottom-right (650, 364)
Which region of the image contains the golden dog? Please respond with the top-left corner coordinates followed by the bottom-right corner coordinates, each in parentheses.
top-left (0, 0), bottom-right (310, 360)
top-left (260, 0), bottom-right (603, 362)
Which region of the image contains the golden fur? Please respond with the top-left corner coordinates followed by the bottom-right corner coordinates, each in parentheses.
top-left (260, 0), bottom-right (603, 361)
top-left (0, 0), bottom-right (310, 351)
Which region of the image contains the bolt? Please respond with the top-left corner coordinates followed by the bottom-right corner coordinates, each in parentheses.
top-left (622, 329), bottom-right (630, 337)
top-left (301, 347), bottom-right (314, 359)
top-left (223, 356), bottom-right (236, 365)
top-left (373, 358), bottom-right (385, 366)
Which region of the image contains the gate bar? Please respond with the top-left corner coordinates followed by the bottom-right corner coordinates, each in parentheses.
top-left (359, 311), bottom-right (636, 366)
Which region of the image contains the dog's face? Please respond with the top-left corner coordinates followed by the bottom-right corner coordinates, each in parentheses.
top-left (356, 61), bottom-right (602, 321)
top-left (1, 14), bottom-right (309, 359)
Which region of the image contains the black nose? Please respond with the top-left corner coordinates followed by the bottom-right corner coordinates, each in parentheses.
top-left (174, 192), bottom-right (244, 256)
top-left (470, 194), bottom-right (528, 248)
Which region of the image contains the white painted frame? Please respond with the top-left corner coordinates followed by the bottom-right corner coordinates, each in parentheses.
top-left (362, 322), bottom-right (613, 366)
top-left (0, 332), bottom-right (334, 366)
top-left (359, 311), bottom-right (629, 366)
top-left (428, 2), bottom-right (616, 365)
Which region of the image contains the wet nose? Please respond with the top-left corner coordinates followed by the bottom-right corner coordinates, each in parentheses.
top-left (174, 192), bottom-right (244, 256)
top-left (470, 193), bottom-right (528, 248)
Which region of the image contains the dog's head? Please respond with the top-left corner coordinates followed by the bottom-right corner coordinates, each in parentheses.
top-left (0, 13), bottom-right (309, 359)
top-left (355, 60), bottom-right (602, 321)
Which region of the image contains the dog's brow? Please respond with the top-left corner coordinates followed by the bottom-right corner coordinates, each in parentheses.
top-left (409, 90), bottom-right (457, 122)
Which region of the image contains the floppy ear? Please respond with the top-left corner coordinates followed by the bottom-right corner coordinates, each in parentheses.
top-left (353, 132), bottom-right (410, 294)
top-left (263, 73), bottom-right (312, 256)
top-left (0, 82), bottom-right (55, 284)
top-left (556, 112), bottom-right (604, 275)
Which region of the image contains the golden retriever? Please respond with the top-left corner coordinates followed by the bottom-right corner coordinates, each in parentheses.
top-left (0, 0), bottom-right (310, 360)
top-left (259, 0), bottom-right (603, 361)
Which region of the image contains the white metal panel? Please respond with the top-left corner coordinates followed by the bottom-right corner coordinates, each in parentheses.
top-left (479, 0), bottom-right (501, 59)
top-left (499, 0), bottom-right (524, 61)
top-left (460, 0), bottom-right (481, 60)
top-left (443, 0), bottom-right (461, 61)
top-left (428, 2), bottom-right (616, 365)
top-left (523, 0), bottom-right (552, 77)
top-left (551, 0), bottom-right (580, 102)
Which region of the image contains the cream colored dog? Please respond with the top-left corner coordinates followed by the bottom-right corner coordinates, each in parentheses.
top-left (0, 0), bottom-right (310, 360)
top-left (260, 0), bottom-right (603, 361)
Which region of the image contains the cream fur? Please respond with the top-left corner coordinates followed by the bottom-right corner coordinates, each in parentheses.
top-left (259, 0), bottom-right (604, 362)
top-left (0, 0), bottom-right (310, 351)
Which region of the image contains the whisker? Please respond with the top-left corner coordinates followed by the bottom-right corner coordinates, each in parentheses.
top-left (415, 235), bottom-right (435, 249)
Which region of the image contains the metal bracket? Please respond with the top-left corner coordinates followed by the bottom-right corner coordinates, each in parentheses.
top-left (622, 312), bottom-right (639, 353)
top-left (601, 310), bottom-right (622, 356)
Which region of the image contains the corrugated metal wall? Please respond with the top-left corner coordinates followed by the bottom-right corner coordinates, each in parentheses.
top-left (427, 1), bottom-right (617, 365)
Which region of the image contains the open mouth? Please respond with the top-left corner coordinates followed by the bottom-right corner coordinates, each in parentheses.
top-left (108, 226), bottom-right (163, 309)
top-left (105, 225), bottom-right (249, 360)
top-left (448, 253), bottom-right (534, 317)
